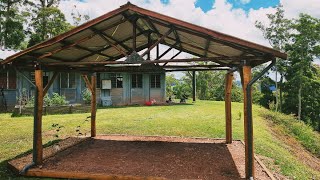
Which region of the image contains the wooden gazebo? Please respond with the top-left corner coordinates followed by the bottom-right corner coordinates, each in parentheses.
top-left (1, 2), bottom-right (286, 179)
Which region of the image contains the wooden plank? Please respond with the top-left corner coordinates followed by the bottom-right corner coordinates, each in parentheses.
top-left (91, 73), bottom-right (97, 137)
top-left (225, 72), bottom-right (233, 144)
top-left (141, 28), bottom-right (173, 57)
top-left (165, 68), bottom-right (230, 72)
top-left (46, 56), bottom-right (262, 66)
top-left (133, 18), bottom-right (137, 51)
top-left (241, 65), bottom-right (253, 178)
top-left (81, 75), bottom-right (93, 93)
top-left (26, 169), bottom-right (165, 180)
top-left (34, 69), bottom-right (44, 165)
top-left (43, 72), bottom-right (58, 96)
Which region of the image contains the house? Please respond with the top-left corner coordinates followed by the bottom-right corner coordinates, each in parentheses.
top-left (0, 51), bottom-right (166, 108)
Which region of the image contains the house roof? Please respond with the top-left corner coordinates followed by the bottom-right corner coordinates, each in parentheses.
top-left (0, 2), bottom-right (286, 72)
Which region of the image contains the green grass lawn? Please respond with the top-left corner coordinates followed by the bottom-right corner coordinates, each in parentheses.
top-left (0, 100), bottom-right (319, 179)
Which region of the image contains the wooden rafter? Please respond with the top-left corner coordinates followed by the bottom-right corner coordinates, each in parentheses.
top-left (152, 31), bottom-right (227, 57)
top-left (101, 32), bottom-right (131, 52)
top-left (91, 28), bottom-right (128, 57)
top-left (164, 65), bottom-right (223, 68)
top-left (204, 39), bottom-right (210, 57)
top-left (37, 35), bottom-right (95, 59)
top-left (141, 28), bottom-right (173, 57)
top-left (133, 17), bottom-right (137, 51)
top-left (162, 50), bottom-right (182, 67)
top-left (74, 30), bottom-right (148, 62)
top-left (156, 42), bottom-right (178, 60)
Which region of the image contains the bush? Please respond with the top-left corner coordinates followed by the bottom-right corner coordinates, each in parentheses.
top-left (82, 88), bottom-right (91, 104)
top-left (24, 93), bottom-right (68, 107)
top-left (50, 93), bottom-right (68, 106)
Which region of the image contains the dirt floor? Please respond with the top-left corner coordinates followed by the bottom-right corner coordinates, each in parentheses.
top-left (10, 135), bottom-right (272, 180)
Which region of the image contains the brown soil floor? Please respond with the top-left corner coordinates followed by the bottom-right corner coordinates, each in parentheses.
top-left (21, 135), bottom-right (271, 180)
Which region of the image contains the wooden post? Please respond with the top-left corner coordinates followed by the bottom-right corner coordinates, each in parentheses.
top-left (91, 73), bottom-right (97, 137)
top-left (34, 69), bottom-right (43, 165)
top-left (225, 72), bottom-right (233, 144)
top-left (192, 71), bottom-right (196, 102)
top-left (241, 65), bottom-right (254, 178)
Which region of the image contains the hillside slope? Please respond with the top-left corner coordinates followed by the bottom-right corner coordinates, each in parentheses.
top-left (0, 100), bottom-right (319, 179)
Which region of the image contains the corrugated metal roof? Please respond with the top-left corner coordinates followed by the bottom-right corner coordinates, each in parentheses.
top-left (0, 2), bottom-right (287, 72)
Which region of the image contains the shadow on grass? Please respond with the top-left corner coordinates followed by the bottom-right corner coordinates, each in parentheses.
top-left (0, 139), bottom-right (64, 180)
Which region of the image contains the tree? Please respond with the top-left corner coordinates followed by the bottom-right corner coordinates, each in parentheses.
top-left (27, 0), bottom-right (71, 47)
top-left (165, 74), bottom-right (179, 98)
top-left (0, 0), bottom-right (26, 49)
top-left (255, 4), bottom-right (291, 112)
top-left (284, 14), bottom-right (320, 122)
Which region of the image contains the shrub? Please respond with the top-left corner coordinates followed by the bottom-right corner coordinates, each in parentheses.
top-left (50, 93), bottom-right (68, 106)
top-left (82, 88), bottom-right (91, 104)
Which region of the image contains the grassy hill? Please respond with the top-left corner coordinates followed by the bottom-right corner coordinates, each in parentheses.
top-left (0, 100), bottom-right (319, 179)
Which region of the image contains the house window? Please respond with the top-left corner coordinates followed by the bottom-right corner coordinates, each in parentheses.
top-left (0, 70), bottom-right (16, 89)
top-left (61, 72), bottom-right (76, 88)
top-left (132, 74), bottom-right (142, 88)
top-left (43, 72), bottom-right (49, 87)
top-left (150, 74), bottom-right (161, 88)
top-left (96, 73), bottom-right (101, 88)
top-left (111, 74), bottom-right (123, 88)
top-left (30, 72), bottom-right (49, 87)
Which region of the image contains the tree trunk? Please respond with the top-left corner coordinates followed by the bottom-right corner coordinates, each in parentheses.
top-left (298, 84), bottom-right (302, 120)
top-left (275, 66), bottom-right (278, 112)
top-left (279, 75), bottom-right (283, 112)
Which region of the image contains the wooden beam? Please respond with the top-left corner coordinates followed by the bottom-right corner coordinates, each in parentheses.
top-left (133, 18), bottom-right (137, 51)
top-left (165, 68), bottom-right (230, 72)
top-left (74, 30), bottom-right (148, 62)
top-left (204, 39), bottom-right (210, 57)
top-left (81, 75), bottom-right (93, 93)
top-left (34, 69), bottom-right (44, 165)
top-left (225, 72), bottom-right (233, 144)
top-left (91, 73), bottom-right (97, 137)
top-left (164, 65), bottom-right (223, 68)
top-left (43, 72), bottom-right (58, 96)
top-left (46, 56), bottom-right (261, 66)
top-left (156, 42), bottom-right (179, 60)
top-left (162, 50), bottom-right (182, 67)
top-left (92, 28), bottom-right (128, 57)
top-left (241, 65), bottom-right (254, 179)
top-left (192, 71), bottom-right (196, 102)
top-left (38, 35), bottom-right (95, 59)
top-left (141, 28), bottom-right (173, 57)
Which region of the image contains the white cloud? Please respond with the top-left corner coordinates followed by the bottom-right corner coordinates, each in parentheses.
top-left (58, 0), bottom-right (320, 53)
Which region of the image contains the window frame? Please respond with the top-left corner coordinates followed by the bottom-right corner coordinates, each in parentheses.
top-left (60, 72), bottom-right (76, 89)
top-left (131, 74), bottom-right (143, 88)
top-left (0, 70), bottom-right (16, 89)
top-left (150, 74), bottom-right (161, 88)
top-left (111, 73), bottom-right (123, 88)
